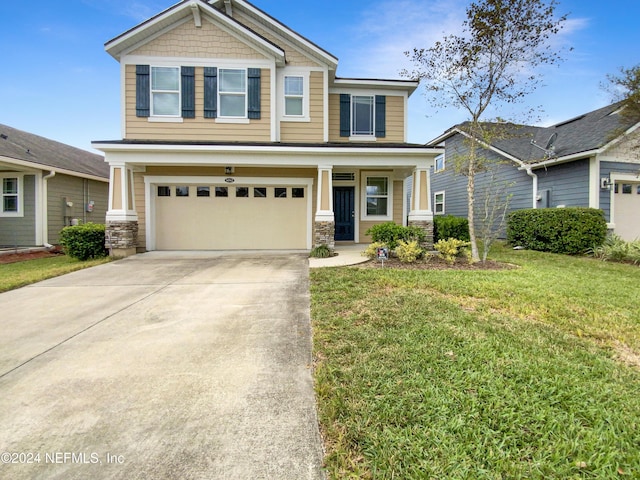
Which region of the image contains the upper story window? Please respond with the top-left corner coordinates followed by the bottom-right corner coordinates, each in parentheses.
top-left (219, 69), bottom-right (247, 118)
top-left (284, 76), bottom-right (304, 116)
top-left (435, 154), bottom-right (445, 172)
top-left (352, 96), bottom-right (374, 136)
top-left (151, 67), bottom-right (180, 116)
top-left (1, 175), bottom-right (22, 217)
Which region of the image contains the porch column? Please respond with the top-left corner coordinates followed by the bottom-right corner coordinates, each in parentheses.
top-left (408, 166), bottom-right (434, 249)
top-left (314, 165), bottom-right (335, 249)
top-left (105, 163), bottom-right (138, 257)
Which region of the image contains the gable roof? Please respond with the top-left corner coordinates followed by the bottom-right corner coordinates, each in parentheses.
top-left (0, 124), bottom-right (108, 180)
top-left (428, 102), bottom-right (640, 166)
top-left (105, 0), bottom-right (338, 70)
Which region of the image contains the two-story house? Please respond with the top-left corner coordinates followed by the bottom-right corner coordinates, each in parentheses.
top-left (93, 0), bottom-right (440, 256)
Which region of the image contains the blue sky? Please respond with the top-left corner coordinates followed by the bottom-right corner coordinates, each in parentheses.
top-left (1, 0), bottom-right (639, 153)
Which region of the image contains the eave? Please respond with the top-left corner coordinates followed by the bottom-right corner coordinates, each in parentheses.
top-left (0, 155), bottom-right (109, 183)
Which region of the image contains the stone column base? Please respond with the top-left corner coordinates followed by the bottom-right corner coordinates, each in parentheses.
top-left (408, 220), bottom-right (434, 250)
top-left (314, 221), bottom-right (335, 250)
top-left (106, 221), bottom-right (139, 257)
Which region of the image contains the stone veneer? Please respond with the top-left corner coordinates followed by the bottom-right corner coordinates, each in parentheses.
top-left (106, 221), bottom-right (139, 257)
top-left (314, 221), bottom-right (335, 250)
top-left (408, 220), bottom-right (434, 250)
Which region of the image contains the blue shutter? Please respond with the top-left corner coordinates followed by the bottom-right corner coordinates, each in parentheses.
top-left (181, 66), bottom-right (195, 118)
top-left (247, 68), bottom-right (261, 119)
top-left (204, 67), bottom-right (217, 118)
top-left (136, 65), bottom-right (150, 117)
top-left (375, 95), bottom-right (386, 138)
top-left (340, 94), bottom-right (350, 137)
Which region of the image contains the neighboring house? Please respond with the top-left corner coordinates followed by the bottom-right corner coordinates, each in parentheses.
top-left (0, 124), bottom-right (109, 248)
top-left (92, 0), bottom-right (440, 256)
top-left (428, 103), bottom-right (640, 241)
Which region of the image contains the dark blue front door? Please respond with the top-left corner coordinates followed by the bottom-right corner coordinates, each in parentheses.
top-left (334, 187), bottom-right (355, 241)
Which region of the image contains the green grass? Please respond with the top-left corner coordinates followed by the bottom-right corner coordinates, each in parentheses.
top-left (0, 255), bottom-right (110, 293)
top-left (311, 243), bottom-right (640, 479)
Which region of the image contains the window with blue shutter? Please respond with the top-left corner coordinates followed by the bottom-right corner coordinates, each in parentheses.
top-left (136, 65), bottom-right (150, 117)
top-left (204, 67), bottom-right (218, 118)
top-left (247, 68), bottom-right (261, 119)
top-left (375, 95), bottom-right (386, 138)
top-left (181, 66), bottom-right (195, 118)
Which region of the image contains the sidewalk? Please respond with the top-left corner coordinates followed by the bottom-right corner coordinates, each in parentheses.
top-left (308, 244), bottom-right (369, 268)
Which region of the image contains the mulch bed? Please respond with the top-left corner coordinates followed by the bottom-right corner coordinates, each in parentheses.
top-left (358, 256), bottom-right (517, 270)
top-left (0, 250), bottom-right (63, 265)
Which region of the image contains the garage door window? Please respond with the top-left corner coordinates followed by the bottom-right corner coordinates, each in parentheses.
top-left (197, 187), bottom-right (210, 197)
top-left (254, 187), bottom-right (267, 198)
top-left (236, 187), bottom-right (249, 198)
top-left (176, 186), bottom-right (189, 197)
top-left (275, 187), bottom-right (287, 198)
top-left (292, 188), bottom-right (304, 198)
top-left (157, 186), bottom-right (171, 197)
top-left (215, 187), bottom-right (228, 197)
top-left (622, 184), bottom-right (632, 194)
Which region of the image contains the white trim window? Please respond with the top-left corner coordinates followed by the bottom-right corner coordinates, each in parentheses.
top-left (284, 75), bottom-right (304, 116)
top-left (151, 66), bottom-right (180, 116)
top-left (1, 175), bottom-right (23, 217)
top-left (352, 95), bottom-right (374, 136)
top-left (362, 174), bottom-right (392, 220)
top-left (434, 191), bottom-right (445, 215)
top-left (435, 153), bottom-right (445, 172)
top-left (219, 68), bottom-right (247, 118)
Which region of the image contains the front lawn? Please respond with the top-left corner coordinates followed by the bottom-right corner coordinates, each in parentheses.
top-left (311, 244), bottom-right (640, 478)
top-left (0, 255), bottom-right (110, 293)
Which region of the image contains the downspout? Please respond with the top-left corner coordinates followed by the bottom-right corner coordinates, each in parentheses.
top-left (42, 170), bottom-right (56, 247)
top-left (514, 161), bottom-right (538, 209)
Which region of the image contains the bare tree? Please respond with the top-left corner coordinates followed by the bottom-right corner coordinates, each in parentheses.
top-left (403, 0), bottom-right (568, 262)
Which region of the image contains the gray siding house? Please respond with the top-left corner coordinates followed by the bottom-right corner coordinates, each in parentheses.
top-left (428, 103), bottom-right (640, 241)
top-left (0, 124), bottom-right (109, 248)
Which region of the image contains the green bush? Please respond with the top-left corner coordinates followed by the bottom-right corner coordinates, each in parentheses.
top-left (310, 244), bottom-right (332, 258)
top-left (59, 223), bottom-right (108, 261)
top-left (589, 234), bottom-right (640, 264)
top-left (507, 208), bottom-right (607, 255)
top-left (362, 242), bottom-right (388, 259)
top-left (434, 238), bottom-right (471, 264)
top-left (433, 215), bottom-right (470, 242)
top-left (396, 240), bottom-right (423, 263)
top-left (365, 222), bottom-right (426, 250)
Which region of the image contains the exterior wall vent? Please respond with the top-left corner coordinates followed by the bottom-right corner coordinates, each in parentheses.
top-left (333, 172), bottom-right (355, 182)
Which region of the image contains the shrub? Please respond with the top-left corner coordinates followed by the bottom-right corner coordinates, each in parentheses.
top-left (310, 244), bottom-right (332, 258)
top-left (396, 240), bottom-right (423, 263)
top-left (589, 234), bottom-right (640, 264)
top-left (59, 223), bottom-right (108, 261)
top-left (362, 242), bottom-right (388, 259)
top-left (507, 208), bottom-right (607, 255)
top-left (434, 238), bottom-right (471, 264)
top-left (365, 222), bottom-right (426, 250)
top-left (433, 215), bottom-right (470, 242)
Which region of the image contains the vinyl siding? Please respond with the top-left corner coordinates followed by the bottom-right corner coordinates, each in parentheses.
top-left (280, 71), bottom-right (324, 142)
top-left (47, 174), bottom-right (108, 244)
top-left (328, 94), bottom-right (405, 143)
top-left (535, 159), bottom-right (589, 208)
top-left (125, 66), bottom-right (271, 141)
top-left (0, 175), bottom-right (35, 247)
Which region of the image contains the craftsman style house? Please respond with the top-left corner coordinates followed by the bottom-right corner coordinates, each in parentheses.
top-left (93, 0), bottom-right (439, 256)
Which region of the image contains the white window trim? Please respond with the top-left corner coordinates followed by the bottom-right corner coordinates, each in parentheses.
top-left (279, 70), bottom-right (310, 122)
top-left (150, 66), bottom-right (181, 118)
top-left (218, 68), bottom-right (248, 119)
top-left (434, 190), bottom-right (445, 215)
top-left (1, 174), bottom-right (24, 217)
top-left (351, 95), bottom-right (375, 137)
top-left (360, 173), bottom-right (393, 221)
top-left (435, 153), bottom-right (445, 172)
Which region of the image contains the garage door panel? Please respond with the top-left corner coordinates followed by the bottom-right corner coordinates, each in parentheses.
top-left (614, 181), bottom-right (640, 241)
top-left (155, 183), bottom-right (308, 250)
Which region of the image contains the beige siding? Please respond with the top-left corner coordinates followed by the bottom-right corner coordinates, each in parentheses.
top-left (603, 129), bottom-right (640, 162)
top-left (329, 93), bottom-right (405, 143)
top-left (130, 19), bottom-right (267, 59)
top-left (280, 71), bottom-right (324, 142)
top-left (47, 175), bottom-right (108, 244)
top-left (125, 66), bottom-right (271, 142)
top-left (234, 13), bottom-right (322, 67)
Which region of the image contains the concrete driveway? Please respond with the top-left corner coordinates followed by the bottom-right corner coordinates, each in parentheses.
top-left (0, 252), bottom-right (325, 480)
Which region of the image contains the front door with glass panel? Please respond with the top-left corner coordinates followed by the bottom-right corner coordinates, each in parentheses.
top-left (334, 187), bottom-right (355, 241)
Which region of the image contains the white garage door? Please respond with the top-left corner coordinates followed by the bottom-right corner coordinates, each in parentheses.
top-left (153, 182), bottom-right (309, 250)
top-left (614, 181), bottom-right (640, 241)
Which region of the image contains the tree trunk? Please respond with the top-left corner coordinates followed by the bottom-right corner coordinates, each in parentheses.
top-left (467, 142), bottom-right (480, 263)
